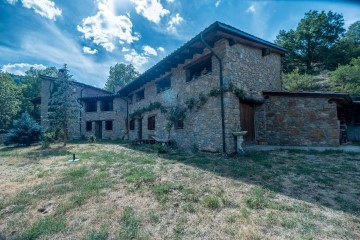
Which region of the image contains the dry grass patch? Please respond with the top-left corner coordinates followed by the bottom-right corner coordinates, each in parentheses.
top-left (0, 142), bottom-right (359, 239)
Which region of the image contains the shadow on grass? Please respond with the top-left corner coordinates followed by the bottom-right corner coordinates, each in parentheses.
top-left (113, 141), bottom-right (360, 216)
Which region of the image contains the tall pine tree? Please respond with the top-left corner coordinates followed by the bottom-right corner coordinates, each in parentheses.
top-left (47, 65), bottom-right (81, 146)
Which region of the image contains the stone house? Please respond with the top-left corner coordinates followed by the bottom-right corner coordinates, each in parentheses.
top-left (38, 22), bottom-right (360, 153)
top-left (40, 74), bottom-right (126, 140)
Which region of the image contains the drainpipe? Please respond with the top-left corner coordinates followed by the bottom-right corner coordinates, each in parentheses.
top-left (79, 88), bottom-right (85, 137)
top-left (119, 96), bottom-right (129, 140)
top-left (200, 33), bottom-right (226, 153)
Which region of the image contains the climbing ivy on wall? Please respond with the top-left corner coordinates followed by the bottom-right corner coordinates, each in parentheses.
top-left (129, 82), bottom-right (245, 129)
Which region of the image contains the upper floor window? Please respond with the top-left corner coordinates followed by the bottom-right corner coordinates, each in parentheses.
top-left (101, 100), bottom-right (113, 111)
top-left (156, 77), bottom-right (171, 93)
top-left (135, 89), bottom-right (145, 102)
top-left (185, 55), bottom-right (212, 82)
top-left (175, 120), bottom-right (184, 129)
top-left (85, 101), bottom-right (97, 112)
top-left (148, 116), bottom-right (155, 130)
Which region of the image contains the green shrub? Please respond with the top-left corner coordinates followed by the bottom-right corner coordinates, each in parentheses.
top-left (4, 112), bottom-right (42, 146)
top-left (203, 195), bottom-right (221, 209)
top-left (88, 135), bottom-right (96, 143)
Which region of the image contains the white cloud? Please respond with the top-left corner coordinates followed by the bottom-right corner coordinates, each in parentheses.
top-left (167, 13), bottom-right (184, 33)
top-left (246, 5), bottom-right (256, 13)
top-left (157, 47), bottom-right (165, 52)
top-left (6, 0), bottom-right (62, 20)
top-left (124, 49), bottom-right (149, 68)
top-left (6, 0), bottom-right (17, 4)
top-left (131, 0), bottom-right (170, 24)
top-left (215, 0), bottom-right (222, 7)
top-left (122, 47), bottom-right (130, 52)
top-left (1, 63), bottom-right (46, 75)
top-left (82, 46), bottom-right (98, 54)
top-left (166, 0), bottom-right (175, 2)
top-left (77, 0), bottom-right (140, 52)
top-left (143, 45), bottom-right (157, 56)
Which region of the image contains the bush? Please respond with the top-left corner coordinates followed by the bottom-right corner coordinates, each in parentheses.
top-left (88, 135), bottom-right (96, 143)
top-left (331, 57), bottom-right (360, 94)
top-left (282, 69), bottom-right (315, 91)
top-left (41, 131), bottom-right (55, 148)
top-left (4, 112), bottom-right (42, 146)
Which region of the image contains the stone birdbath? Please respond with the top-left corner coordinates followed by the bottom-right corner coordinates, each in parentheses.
top-left (232, 131), bottom-right (248, 154)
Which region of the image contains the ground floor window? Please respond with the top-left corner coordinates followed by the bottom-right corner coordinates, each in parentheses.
top-left (86, 121), bottom-right (92, 131)
top-left (130, 119), bottom-right (135, 130)
top-left (148, 116), bottom-right (155, 130)
top-left (105, 121), bottom-right (113, 130)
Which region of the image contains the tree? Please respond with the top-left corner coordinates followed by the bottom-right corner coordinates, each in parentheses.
top-left (330, 57), bottom-right (360, 95)
top-left (19, 67), bottom-right (58, 119)
top-left (104, 63), bottom-right (139, 92)
top-left (47, 65), bottom-right (81, 146)
top-left (275, 10), bottom-right (345, 73)
top-left (0, 73), bottom-right (20, 129)
top-left (4, 112), bottom-right (42, 146)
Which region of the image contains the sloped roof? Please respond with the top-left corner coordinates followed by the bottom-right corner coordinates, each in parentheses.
top-left (40, 75), bottom-right (113, 94)
top-left (117, 21), bottom-right (287, 96)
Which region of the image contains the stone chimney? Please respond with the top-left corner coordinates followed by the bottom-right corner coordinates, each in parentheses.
top-left (58, 68), bottom-right (66, 80)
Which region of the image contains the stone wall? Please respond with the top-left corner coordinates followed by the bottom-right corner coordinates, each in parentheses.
top-left (127, 39), bottom-right (283, 153)
top-left (81, 98), bottom-right (127, 140)
top-left (255, 96), bottom-right (340, 146)
top-left (40, 78), bottom-right (118, 140)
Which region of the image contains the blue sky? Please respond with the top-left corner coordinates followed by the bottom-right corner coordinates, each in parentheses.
top-left (0, 0), bottom-right (359, 87)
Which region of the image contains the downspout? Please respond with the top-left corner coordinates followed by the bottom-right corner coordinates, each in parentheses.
top-left (119, 96), bottom-right (129, 140)
top-left (200, 33), bottom-right (226, 153)
top-left (79, 88), bottom-right (85, 138)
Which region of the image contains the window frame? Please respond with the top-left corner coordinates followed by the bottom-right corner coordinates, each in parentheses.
top-left (85, 101), bottom-right (97, 112)
top-left (129, 119), bottom-right (135, 130)
top-left (185, 54), bottom-right (212, 82)
top-left (100, 99), bottom-right (113, 111)
top-left (147, 115), bottom-right (156, 130)
top-left (156, 76), bottom-right (171, 94)
top-left (105, 120), bottom-right (113, 131)
top-left (86, 121), bottom-right (92, 131)
top-left (175, 120), bottom-right (184, 130)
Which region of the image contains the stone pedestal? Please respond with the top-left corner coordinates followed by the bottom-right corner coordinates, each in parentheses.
top-left (233, 131), bottom-right (247, 154)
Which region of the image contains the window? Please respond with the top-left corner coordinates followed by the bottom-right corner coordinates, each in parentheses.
top-left (156, 77), bottom-right (171, 93)
top-left (85, 101), bottom-right (97, 112)
top-left (128, 94), bottom-right (133, 104)
top-left (185, 55), bottom-right (212, 82)
top-left (135, 89), bottom-right (145, 102)
top-left (148, 116), bottom-right (155, 130)
top-left (129, 119), bottom-right (135, 130)
top-left (105, 121), bottom-right (113, 130)
top-left (101, 100), bottom-right (113, 111)
top-left (175, 120), bottom-right (184, 129)
top-left (86, 121), bottom-right (92, 131)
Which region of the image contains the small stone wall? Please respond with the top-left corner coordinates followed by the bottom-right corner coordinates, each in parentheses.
top-left (255, 96), bottom-right (340, 146)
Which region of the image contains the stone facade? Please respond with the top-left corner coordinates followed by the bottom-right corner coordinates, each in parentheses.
top-left (40, 78), bottom-right (125, 140)
top-left (126, 39), bottom-right (282, 153)
top-left (255, 96), bottom-right (340, 146)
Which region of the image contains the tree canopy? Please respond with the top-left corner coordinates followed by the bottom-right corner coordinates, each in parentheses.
top-left (275, 10), bottom-right (345, 73)
top-left (0, 73), bottom-right (20, 129)
top-left (104, 63), bottom-right (139, 92)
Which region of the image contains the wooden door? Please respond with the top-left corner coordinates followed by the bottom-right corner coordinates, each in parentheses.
top-left (240, 102), bottom-right (255, 142)
top-left (137, 118), bottom-right (142, 140)
top-left (95, 121), bottom-right (102, 139)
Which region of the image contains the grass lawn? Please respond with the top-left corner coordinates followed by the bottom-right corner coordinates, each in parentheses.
top-left (0, 141), bottom-right (359, 239)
